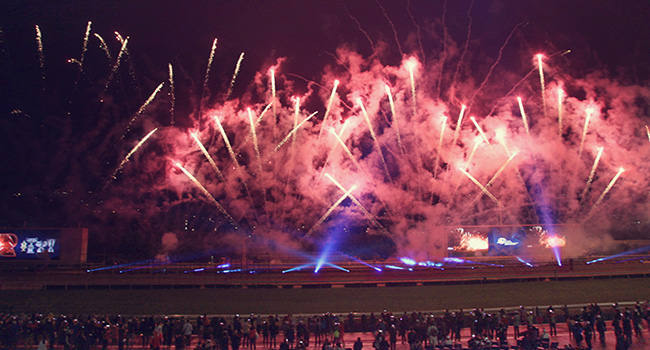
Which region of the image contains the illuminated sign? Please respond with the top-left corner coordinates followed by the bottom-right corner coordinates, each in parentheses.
top-left (0, 233), bottom-right (18, 257)
top-left (0, 230), bottom-right (61, 260)
top-left (496, 237), bottom-right (520, 246)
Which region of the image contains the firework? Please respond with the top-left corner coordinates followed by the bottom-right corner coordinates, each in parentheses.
top-left (330, 127), bottom-right (363, 172)
top-left (168, 64), bottom-right (175, 125)
top-left (79, 21), bottom-right (92, 71)
top-left (13, 18), bottom-right (650, 261)
top-left (94, 33), bottom-right (112, 61)
top-left (434, 116), bottom-right (447, 179)
top-left (317, 123), bottom-right (349, 181)
top-left (270, 68), bottom-right (277, 138)
top-left (174, 162), bottom-right (239, 228)
top-left (457, 232), bottom-right (489, 251)
top-left (471, 152), bottom-right (517, 204)
top-left (273, 111), bottom-right (318, 154)
top-left (578, 108), bottom-right (593, 157)
top-left (123, 82), bottom-right (164, 138)
top-left (214, 115), bottom-right (241, 169)
top-left (585, 167), bottom-right (625, 220)
top-left (358, 98), bottom-right (392, 182)
top-left (302, 185), bottom-right (357, 241)
top-left (385, 84), bottom-right (404, 154)
top-left (407, 58), bottom-right (417, 118)
top-left (580, 146), bottom-right (604, 205)
top-left (191, 133), bottom-right (226, 184)
top-left (516, 97), bottom-right (530, 136)
top-left (449, 137), bottom-right (482, 203)
top-left (199, 38), bottom-right (218, 116)
top-left (226, 52), bottom-right (245, 101)
top-left (319, 79), bottom-right (340, 140)
top-left (470, 116), bottom-right (490, 144)
top-left (459, 167), bottom-right (505, 209)
top-left (292, 96), bottom-right (301, 149)
top-left (104, 36), bottom-right (128, 92)
top-left (537, 54), bottom-right (547, 119)
top-left (452, 104), bottom-right (466, 146)
top-left (247, 108), bottom-right (263, 177)
top-left (325, 173), bottom-right (390, 236)
top-left (108, 128), bottom-right (158, 183)
top-left (35, 25), bottom-right (45, 87)
top-left (557, 88), bottom-right (564, 137)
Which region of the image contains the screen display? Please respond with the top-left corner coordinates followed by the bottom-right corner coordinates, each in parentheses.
top-left (0, 230), bottom-right (61, 260)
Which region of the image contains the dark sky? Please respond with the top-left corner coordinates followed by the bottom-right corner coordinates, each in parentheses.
top-left (2, 1), bottom-right (649, 80)
top-left (1, 1), bottom-right (649, 260)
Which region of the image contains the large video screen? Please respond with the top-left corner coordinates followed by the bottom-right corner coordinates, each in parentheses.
top-left (0, 230), bottom-right (61, 260)
top-left (447, 225), bottom-right (567, 257)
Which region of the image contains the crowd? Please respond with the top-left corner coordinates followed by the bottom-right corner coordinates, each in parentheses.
top-left (1, 302), bottom-right (649, 350)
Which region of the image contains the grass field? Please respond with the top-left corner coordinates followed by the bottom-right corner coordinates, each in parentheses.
top-left (1, 277), bottom-right (649, 315)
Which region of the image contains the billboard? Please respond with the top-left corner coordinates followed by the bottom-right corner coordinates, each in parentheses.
top-left (446, 224), bottom-right (568, 257)
top-left (0, 228), bottom-right (87, 265)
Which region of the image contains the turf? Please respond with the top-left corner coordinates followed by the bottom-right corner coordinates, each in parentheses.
top-left (1, 277), bottom-right (648, 315)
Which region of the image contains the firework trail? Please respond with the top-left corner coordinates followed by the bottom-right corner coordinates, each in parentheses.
top-left (94, 33), bottom-right (113, 61)
top-left (199, 38), bottom-right (218, 117)
top-left (517, 97), bottom-right (530, 136)
top-left (358, 98), bottom-right (393, 183)
top-left (385, 84), bottom-right (405, 154)
top-left (344, 4), bottom-right (376, 54)
top-left (450, 0), bottom-right (474, 101)
top-left (247, 108), bottom-right (263, 177)
top-left (578, 108), bottom-right (593, 157)
top-left (319, 79), bottom-right (340, 140)
top-left (214, 115), bottom-right (262, 226)
top-left (292, 97), bottom-right (301, 150)
top-left (449, 138), bottom-right (482, 204)
top-left (330, 127), bottom-right (364, 173)
top-left (584, 167), bottom-right (625, 221)
top-left (174, 162), bottom-right (239, 228)
top-left (273, 111), bottom-right (318, 154)
top-left (452, 104), bottom-right (466, 146)
top-left (537, 54), bottom-right (547, 119)
top-left (270, 69), bottom-right (277, 140)
top-left (645, 125), bottom-right (650, 142)
top-left (317, 122), bottom-right (349, 181)
top-left (469, 22), bottom-right (524, 105)
top-left (104, 36), bottom-right (129, 92)
top-left (407, 60), bottom-right (417, 119)
top-left (459, 167), bottom-right (505, 209)
top-left (35, 25), bottom-right (45, 89)
top-left (436, 0), bottom-right (448, 99)
top-left (302, 185), bottom-right (357, 242)
top-left (191, 133), bottom-right (226, 184)
top-left (557, 89), bottom-right (564, 137)
top-left (107, 128), bottom-right (158, 186)
top-left (406, 0), bottom-right (425, 65)
top-left (434, 116), bottom-right (447, 179)
top-left (214, 115), bottom-right (241, 170)
top-left (79, 21), bottom-right (91, 72)
top-left (123, 82), bottom-right (164, 138)
top-left (168, 63), bottom-right (175, 125)
top-left (325, 173), bottom-right (390, 237)
top-left (580, 146), bottom-right (604, 206)
top-left (470, 152), bottom-right (517, 204)
top-left (225, 52), bottom-right (245, 101)
top-left (470, 116), bottom-right (490, 144)
top-left (375, 0), bottom-right (403, 57)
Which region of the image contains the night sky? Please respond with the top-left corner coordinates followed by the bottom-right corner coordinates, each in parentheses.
top-left (1, 1), bottom-right (649, 262)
